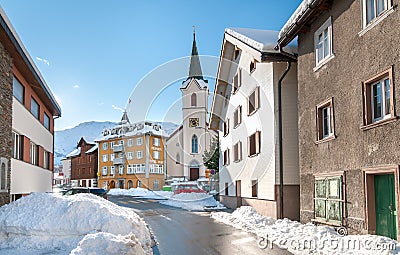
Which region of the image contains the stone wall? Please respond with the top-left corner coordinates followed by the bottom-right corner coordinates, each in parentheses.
top-left (0, 41), bottom-right (13, 206)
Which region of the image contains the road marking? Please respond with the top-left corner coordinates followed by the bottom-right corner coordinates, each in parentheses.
top-left (231, 237), bottom-right (255, 245)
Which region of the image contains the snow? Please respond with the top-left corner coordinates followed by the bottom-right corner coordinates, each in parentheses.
top-left (65, 147), bottom-right (81, 158)
top-left (108, 188), bottom-right (173, 199)
top-left (180, 78), bottom-right (208, 90)
top-left (85, 144), bottom-right (98, 154)
top-left (211, 206), bottom-right (400, 255)
top-left (279, 0), bottom-right (315, 39)
top-left (0, 193), bottom-right (154, 255)
top-left (160, 192), bottom-right (226, 211)
top-left (226, 27), bottom-right (297, 54)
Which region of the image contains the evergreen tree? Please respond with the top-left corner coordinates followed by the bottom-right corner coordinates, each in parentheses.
top-left (202, 138), bottom-right (219, 171)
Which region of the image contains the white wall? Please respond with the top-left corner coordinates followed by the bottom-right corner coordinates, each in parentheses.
top-left (166, 128), bottom-right (184, 177)
top-left (10, 159), bottom-right (52, 194)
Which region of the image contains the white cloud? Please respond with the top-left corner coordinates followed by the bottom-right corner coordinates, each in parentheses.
top-left (73, 84), bottom-right (80, 89)
top-left (112, 105), bottom-right (124, 112)
top-left (36, 57), bottom-right (50, 66)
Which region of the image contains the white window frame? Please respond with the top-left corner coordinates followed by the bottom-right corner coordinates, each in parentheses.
top-left (127, 152), bottom-right (133, 160)
top-left (371, 77), bottom-right (391, 122)
top-left (233, 141), bottom-right (242, 163)
top-left (314, 17), bottom-right (334, 70)
top-left (153, 137), bottom-right (160, 147)
top-left (362, 0), bottom-right (393, 29)
top-left (248, 131), bottom-right (261, 157)
top-left (137, 137), bottom-right (143, 146)
top-left (127, 164), bottom-right (134, 174)
top-left (102, 142), bottom-right (108, 150)
top-left (102, 166), bottom-right (108, 176)
top-left (110, 141), bottom-right (115, 149)
top-left (110, 166), bottom-right (115, 175)
top-left (30, 142), bottom-right (39, 165)
top-left (12, 131), bottom-right (23, 160)
top-left (110, 153), bottom-right (115, 161)
top-left (233, 105), bottom-right (242, 128)
top-left (118, 165), bottom-right (124, 175)
top-left (102, 154), bottom-right (108, 162)
top-left (248, 87), bottom-right (260, 116)
top-left (153, 151), bottom-right (160, 160)
top-left (137, 151), bottom-right (143, 159)
top-left (127, 139), bottom-right (133, 147)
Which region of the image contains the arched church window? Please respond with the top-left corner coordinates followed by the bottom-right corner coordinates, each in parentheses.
top-left (192, 135), bottom-right (198, 154)
top-left (191, 93), bottom-right (197, 107)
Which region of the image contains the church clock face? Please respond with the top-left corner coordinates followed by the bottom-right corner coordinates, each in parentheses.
top-left (189, 118), bottom-right (199, 127)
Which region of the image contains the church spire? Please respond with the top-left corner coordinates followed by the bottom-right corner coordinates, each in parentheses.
top-left (188, 26), bottom-right (204, 81)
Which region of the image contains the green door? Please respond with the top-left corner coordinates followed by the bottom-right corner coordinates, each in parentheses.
top-left (375, 174), bottom-right (397, 239)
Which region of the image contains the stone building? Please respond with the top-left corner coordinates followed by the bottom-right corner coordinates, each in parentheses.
top-left (209, 28), bottom-right (299, 219)
top-left (278, 0), bottom-right (400, 239)
top-left (67, 137), bottom-right (98, 188)
top-left (0, 6), bottom-right (61, 203)
top-left (166, 32), bottom-right (215, 181)
top-left (97, 114), bottom-right (167, 190)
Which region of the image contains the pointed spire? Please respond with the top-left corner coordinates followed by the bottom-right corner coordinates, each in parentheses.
top-left (120, 111), bottom-right (130, 125)
top-left (188, 26), bottom-right (204, 81)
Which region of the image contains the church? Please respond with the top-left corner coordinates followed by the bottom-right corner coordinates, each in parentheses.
top-left (165, 31), bottom-right (216, 181)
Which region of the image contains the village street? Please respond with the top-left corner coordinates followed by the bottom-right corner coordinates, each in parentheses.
top-left (109, 195), bottom-right (291, 255)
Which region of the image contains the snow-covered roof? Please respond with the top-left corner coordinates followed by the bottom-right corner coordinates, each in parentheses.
top-left (95, 120), bottom-right (169, 142)
top-left (226, 28), bottom-right (297, 55)
top-left (180, 77), bottom-right (208, 90)
top-left (66, 147), bottom-right (81, 158)
top-left (85, 144), bottom-right (98, 154)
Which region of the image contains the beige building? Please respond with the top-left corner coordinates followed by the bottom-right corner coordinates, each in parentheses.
top-left (210, 28), bottom-right (299, 220)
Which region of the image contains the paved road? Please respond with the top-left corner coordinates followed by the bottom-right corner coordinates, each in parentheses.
top-left (109, 195), bottom-right (292, 255)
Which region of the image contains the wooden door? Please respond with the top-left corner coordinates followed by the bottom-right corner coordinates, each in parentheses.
top-left (375, 174), bottom-right (397, 239)
top-left (190, 168), bottom-right (199, 181)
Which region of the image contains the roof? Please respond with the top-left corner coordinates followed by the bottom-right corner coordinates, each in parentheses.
top-left (95, 120), bottom-right (169, 142)
top-left (85, 144), bottom-right (98, 154)
top-left (66, 147), bottom-right (81, 158)
top-left (166, 124), bottom-right (183, 141)
top-left (278, 0), bottom-right (329, 47)
top-left (0, 6), bottom-right (61, 117)
top-left (180, 77), bottom-right (208, 90)
top-left (187, 31), bottom-right (206, 81)
top-left (226, 28), bottom-right (297, 54)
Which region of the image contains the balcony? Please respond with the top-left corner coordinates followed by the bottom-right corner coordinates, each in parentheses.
top-left (113, 158), bottom-right (125, 165)
top-left (113, 145), bottom-right (124, 153)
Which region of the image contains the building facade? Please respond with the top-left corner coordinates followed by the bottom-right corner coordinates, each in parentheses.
top-left (210, 28), bottom-right (299, 220)
top-left (61, 157), bottom-right (72, 186)
top-left (0, 7), bottom-right (61, 203)
top-left (68, 137), bottom-right (98, 188)
top-left (166, 32), bottom-right (215, 181)
top-left (279, 0), bottom-right (400, 239)
top-left (97, 117), bottom-right (167, 190)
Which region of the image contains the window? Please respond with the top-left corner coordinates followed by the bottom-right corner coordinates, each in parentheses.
top-left (150, 164), bottom-right (163, 174)
top-left (232, 69), bottom-right (241, 94)
top-left (137, 137), bottom-right (143, 146)
top-left (127, 152), bottom-right (133, 160)
top-left (233, 141), bottom-right (242, 163)
top-left (223, 149), bottom-right (230, 166)
top-left (30, 142), bottom-right (39, 165)
top-left (225, 183), bottom-right (229, 196)
top-left (233, 106), bottom-right (242, 128)
top-left (250, 59), bottom-right (257, 73)
top-left (44, 151), bottom-right (50, 169)
top-left (44, 113), bottom-right (50, 130)
top-left (137, 151), bottom-right (143, 159)
top-left (31, 98), bottom-right (40, 120)
top-left (138, 180), bottom-right (142, 188)
top-left (110, 153), bottom-right (115, 161)
top-left (0, 162), bottom-right (6, 191)
top-left (102, 154), bottom-right (108, 162)
top-left (118, 165), bottom-right (124, 175)
top-left (119, 140), bottom-right (124, 145)
top-left (118, 152), bottom-right (124, 158)
top-left (248, 131), bottom-right (261, 157)
top-left (252, 180), bottom-right (258, 197)
top-left (127, 164), bottom-right (134, 174)
top-left (234, 46), bottom-right (241, 60)
top-left (13, 78), bottom-right (24, 104)
top-left (153, 151), bottom-right (160, 160)
top-left (248, 87), bottom-right (260, 115)
top-left (154, 180), bottom-right (159, 190)
top-left (102, 142), bottom-right (108, 150)
top-left (12, 132), bottom-right (24, 160)
top-left (127, 139), bottom-right (134, 147)
top-left (110, 141), bottom-right (115, 149)
top-left (314, 176), bottom-right (343, 224)
top-left (223, 119), bottom-right (229, 137)
top-left (363, 0), bottom-right (392, 27)
top-left (191, 93), bottom-right (197, 107)
top-left (110, 166), bottom-right (115, 175)
top-left (102, 166), bottom-right (108, 176)
top-left (362, 68), bottom-right (395, 127)
top-left (316, 98), bottom-right (335, 141)
top-left (176, 153), bottom-right (180, 164)
top-left (314, 17), bottom-right (333, 68)
top-left (153, 137), bottom-right (160, 146)
top-left (191, 135), bottom-right (198, 154)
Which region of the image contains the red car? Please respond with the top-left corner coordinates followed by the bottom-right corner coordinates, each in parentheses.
top-left (172, 183), bottom-right (205, 195)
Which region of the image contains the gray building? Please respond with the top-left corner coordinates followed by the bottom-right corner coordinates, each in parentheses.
top-left (279, 0), bottom-right (400, 240)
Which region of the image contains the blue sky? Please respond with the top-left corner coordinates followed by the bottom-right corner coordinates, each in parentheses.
top-left (0, 0), bottom-right (301, 130)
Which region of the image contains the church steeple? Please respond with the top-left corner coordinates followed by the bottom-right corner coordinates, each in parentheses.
top-left (188, 27), bottom-right (204, 81)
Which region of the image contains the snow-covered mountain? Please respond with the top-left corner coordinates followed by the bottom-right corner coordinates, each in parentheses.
top-left (54, 121), bottom-right (179, 166)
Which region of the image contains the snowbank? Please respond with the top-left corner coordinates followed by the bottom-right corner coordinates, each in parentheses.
top-left (108, 188), bottom-right (173, 199)
top-left (160, 192), bottom-right (226, 211)
top-left (211, 206), bottom-right (400, 255)
top-left (0, 193), bottom-right (154, 255)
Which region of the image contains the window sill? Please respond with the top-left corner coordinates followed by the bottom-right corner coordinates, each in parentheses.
top-left (358, 7), bottom-right (395, 37)
top-left (223, 133), bottom-right (229, 137)
top-left (315, 134), bottom-right (336, 144)
top-left (248, 108), bottom-right (259, 117)
top-left (361, 116), bottom-right (397, 130)
top-left (233, 123), bottom-right (241, 129)
top-left (311, 219), bottom-right (342, 227)
top-left (248, 153), bottom-right (260, 158)
top-left (313, 54), bottom-right (335, 72)
top-left (233, 159), bottom-right (242, 163)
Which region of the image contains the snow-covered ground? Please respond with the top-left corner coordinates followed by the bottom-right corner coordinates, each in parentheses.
top-left (108, 188), bottom-right (173, 199)
top-left (0, 193), bottom-right (154, 255)
top-left (211, 206), bottom-right (400, 255)
top-left (160, 192), bottom-right (226, 211)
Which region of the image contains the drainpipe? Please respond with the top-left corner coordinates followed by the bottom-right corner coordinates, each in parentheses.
top-left (278, 61), bottom-right (292, 219)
